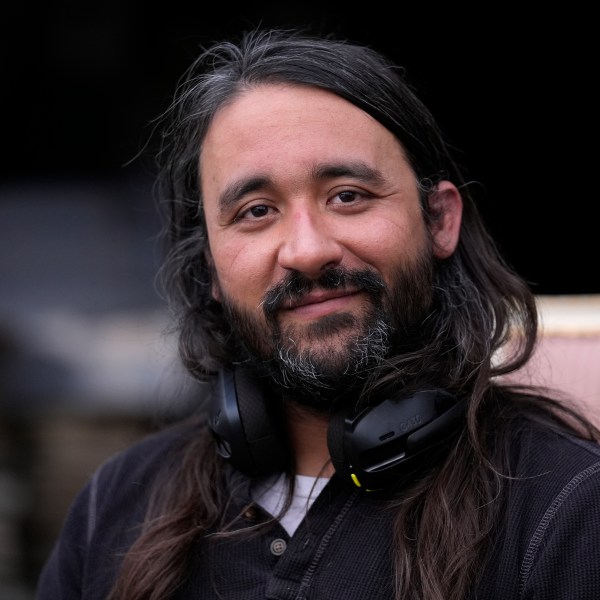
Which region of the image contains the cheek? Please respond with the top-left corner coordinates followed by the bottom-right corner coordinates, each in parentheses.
top-left (209, 237), bottom-right (273, 307)
top-left (361, 214), bottom-right (428, 266)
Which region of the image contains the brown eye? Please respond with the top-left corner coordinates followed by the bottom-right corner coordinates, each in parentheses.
top-left (249, 205), bottom-right (269, 217)
top-left (337, 191), bottom-right (357, 203)
top-left (233, 202), bottom-right (275, 225)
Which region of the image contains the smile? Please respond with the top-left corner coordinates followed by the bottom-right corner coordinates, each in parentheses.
top-left (282, 289), bottom-right (362, 319)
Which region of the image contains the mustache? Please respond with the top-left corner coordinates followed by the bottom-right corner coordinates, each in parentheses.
top-left (262, 267), bottom-right (385, 316)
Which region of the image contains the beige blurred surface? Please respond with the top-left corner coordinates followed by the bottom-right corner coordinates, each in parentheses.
top-left (513, 295), bottom-right (600, 424)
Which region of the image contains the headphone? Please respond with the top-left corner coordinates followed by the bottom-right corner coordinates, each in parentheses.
top-left (209, 366), bottom-right (466, 491)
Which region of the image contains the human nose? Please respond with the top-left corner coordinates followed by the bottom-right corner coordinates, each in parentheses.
top-left (277, 211), bottom-right (344, 278)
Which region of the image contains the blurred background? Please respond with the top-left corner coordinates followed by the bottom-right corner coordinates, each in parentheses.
top-left (1, 3), bottom-right (598, 598)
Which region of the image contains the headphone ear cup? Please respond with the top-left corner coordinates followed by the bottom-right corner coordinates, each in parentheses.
top-left (327, 389), bottom-right (464, 490)
top-left (210, 367), bottom-right (288, 476)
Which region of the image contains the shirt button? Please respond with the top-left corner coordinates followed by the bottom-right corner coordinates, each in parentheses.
top-left (270, 538), bottom-right (287, 556)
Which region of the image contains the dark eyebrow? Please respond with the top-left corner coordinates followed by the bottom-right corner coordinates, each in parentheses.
top-left (215, 161), bottom-right (387, 214)
top-left (217, 175), bottom-right (272, 214)
top-left (312, 161), bottom-right (387, 186)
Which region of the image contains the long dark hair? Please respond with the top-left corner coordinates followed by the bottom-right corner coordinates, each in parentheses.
top-left (108, 29), bottom-right (600, 600)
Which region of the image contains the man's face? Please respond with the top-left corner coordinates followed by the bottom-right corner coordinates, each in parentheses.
top-left (200, 84), bottom-right (458, 399)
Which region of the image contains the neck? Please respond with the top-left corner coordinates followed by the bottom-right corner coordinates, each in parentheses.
top-left (284, 400), bottom-right (335, 478)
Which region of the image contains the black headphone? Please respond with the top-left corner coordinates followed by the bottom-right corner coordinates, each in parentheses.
top-left (209, 366), bottom-right (466, 491)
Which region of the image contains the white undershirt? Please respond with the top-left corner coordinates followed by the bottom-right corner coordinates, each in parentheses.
top-left (252, 473), bottom-right (330, 536)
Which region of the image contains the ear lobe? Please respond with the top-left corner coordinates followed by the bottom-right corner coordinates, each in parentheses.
top-left (428, 181), bottom-right (463, 259)
top-left (211, 280), bottom-right (221, 302)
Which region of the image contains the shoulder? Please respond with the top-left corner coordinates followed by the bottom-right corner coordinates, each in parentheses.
top-left (505, 421), bottom-right (600, 520)
top-left (510, 421), bottom-right (600, 485)
top-left (477, 421), bottom-right (600, 597)
top-left (73, 419), bottom-right (211, 553)
top-left (92, 418), bottom-right (206, 497)
top-left (35, 419), bottom-right (211, 598)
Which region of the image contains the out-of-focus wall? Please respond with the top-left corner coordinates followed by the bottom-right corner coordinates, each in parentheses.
top-left (0, 180), bottom-right (199, 599)
top-left (513, 295), bottom-right (600, 426)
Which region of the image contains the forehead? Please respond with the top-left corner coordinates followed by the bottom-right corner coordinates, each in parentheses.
top-left (207, 83), bottom-right (380, 133)
top-left (199, 84), bottom-right (410, 180)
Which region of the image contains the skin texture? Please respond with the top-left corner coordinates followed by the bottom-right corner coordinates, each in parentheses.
top-left (200, 83), bottom-right (463, 473)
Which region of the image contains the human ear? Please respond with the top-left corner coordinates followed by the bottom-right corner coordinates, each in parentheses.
top-left (427, 180), bottom-right (463, 259)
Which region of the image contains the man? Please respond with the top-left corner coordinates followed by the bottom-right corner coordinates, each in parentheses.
top-left (36, 29), bottom-right (600, 600)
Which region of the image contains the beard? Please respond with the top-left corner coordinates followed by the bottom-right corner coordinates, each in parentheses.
top-left (216, 251), bottom-right (435, 409)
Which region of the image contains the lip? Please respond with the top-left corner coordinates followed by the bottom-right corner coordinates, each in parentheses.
top-left (284, 288), bottom-right (358, 310)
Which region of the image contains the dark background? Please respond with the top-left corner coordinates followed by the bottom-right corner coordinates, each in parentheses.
top-left (2, 3), bottom-right (597, 295)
